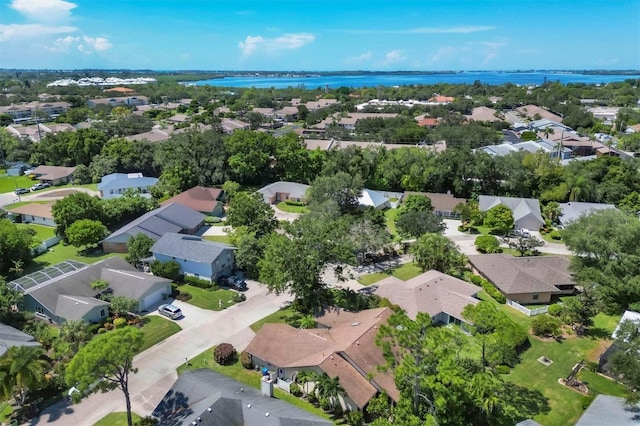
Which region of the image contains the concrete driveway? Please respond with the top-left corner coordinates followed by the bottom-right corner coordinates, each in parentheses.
top-left (0, 187), bottom-right (99, 208)
top-left (32, 282), bottom-right (291, 426)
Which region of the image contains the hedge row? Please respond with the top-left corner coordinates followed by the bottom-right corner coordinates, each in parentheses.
top-left (466, 273), bottom-right (506, 304)
top-left (284, 199), bottom-right (306, 206)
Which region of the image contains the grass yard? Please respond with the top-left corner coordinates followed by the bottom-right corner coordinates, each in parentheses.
top-left (177, 347), bottom-right (332, 421)
top-left (24, 244), bottom-right (127, 275)
top-left (203, 235), bottom-right (232, 245)
top-left (249, 306), bottom-right (301, 332)
top-left (16, 223), bottom-right (56, 240)
top-left (0, 174), bottom-right (33, 193)
top-left (177, 284), bottom-right (237, 311)
top-left (357, 262), bottom-right (422, 285)
top-left (93, 412), bottom-right (142, 426)
top-left (139, 316), bottom-right (182, 352)
top-left (384, 208), bottom-right (398, 237)
top-left (275, 201), bottom-right (308, 214)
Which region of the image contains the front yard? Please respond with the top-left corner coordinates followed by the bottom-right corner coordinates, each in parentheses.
top-left (93, 412), bottom-right (142, 426)
top-left (139, 316), bottom-right (182, 352)
top-left (175, 284), bottom-right (237, 311)
top-left (275, 201), bottom-right (308, 214)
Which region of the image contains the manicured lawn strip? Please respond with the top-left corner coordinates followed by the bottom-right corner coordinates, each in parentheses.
top-left (249, 306), bottom-right (301, 332)
top-left (275, 201), bottom-right (308, 214)
top-left (24, 244), bottom-right (126, 275)
top-left (177, 348), bottom-right (332, 421)
top-left (93, 412), bottom-right (142, 426)
top-left (16, 223), bottom-right (56, 240)
top-left (203, 235), bottom-right (232, 245)
top-left (357, 262), bottom-right (422, 285)
top-left (0, 174), bottom-right (33, 193)
top-left (139, 316), bottom-right (182, 352)
top-left (3, 200), bottom-right (51, 209)
top-left (384, 208), bottom-right (398, 237)
top-left (178, 285), bottom-right (236, 311)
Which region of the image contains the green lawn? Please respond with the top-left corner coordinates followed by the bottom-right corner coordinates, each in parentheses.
top-left (93, 412), bottom-right (142, 426)
top-left (16, 223), bottom-right (56, 240)
top-left (0, 174), bottom-right (33, 193)
top-left (250, 306), bottom-right (301, 332)
top-left (276, 201), bottom-right (308, 214)
top-left (24, 244), bottom-right (126, 275)
top-left (177, 284), bottom-right (237, 310)
top-left (203, 235), bottom-right (232, 245)
top-left (384, 208), bottom-right (398, 237)
top-left (177, 347), bottom-right (332, 421)
top-left (139, 316), bottom-right (182, 352)
top-left (357, 262), bottom-right (422, 285)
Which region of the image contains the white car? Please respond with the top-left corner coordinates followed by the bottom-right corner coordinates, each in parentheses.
top-left (158, 304), bottom-right (182, 319)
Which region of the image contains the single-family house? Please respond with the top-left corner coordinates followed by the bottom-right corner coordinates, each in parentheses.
top-left (7, 203), bottom-right (55, 227)
top-left (102, 203), bottom-right (205, 253)
top-left (152, 369), bottom-right (333, 426)
top-left (87, 96), bottom-right (149, 108)
top-left (372, 270), bottom-right (479, 325)
top-left (516, 105), bottom-right (563, 123)
top-left (478, 195), bottom-right (544, 231)
top-left (358, 189), bottom-right (390, 209)
top-left (245, 307), bottom-right (399, 411)
top-left (97, 172), bottom-right (158, 199)
top-left (160, 186), bottom-right (225, 217)
top-left (574, 395), bottom-right (640, 426)
top-left (465, 106), bottom-right (501, 122)
top-left (403, 191), bottom-right (467, 217)
top-left (124, 128), bottom-right (172, 143)
top-left (257, 181), bottom-right (310, 205)
top-left (558, 202), bottom-right (617, 227)
top-left (220, 118), bottom-right (250, 134)
top-left (467, 254), bottom-right (575, 304)
top-left (10, 257), bottom-right (172, 324)
top-left (417, 117), bottom-right (441, 128)
top-left (31, 165), bottom-right (76, 185)
top-left (150, 233), bottom-right (235, 281)
top-left (0, 323), bottom-right (41, 357)
top-left (598, 310), bottom-right (640, 374)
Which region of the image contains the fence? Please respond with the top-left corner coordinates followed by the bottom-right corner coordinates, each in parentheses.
top-left (32, 236), bottom-right (62, 256)
top-left (506, 299), bottom-right (549, 316)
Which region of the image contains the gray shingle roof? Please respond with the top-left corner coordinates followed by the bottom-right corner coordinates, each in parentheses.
top-left (558, 202), bottom-right (617, 226)
top-left (478, 195), bottom-right (544, 228)
top-left (104, 202), bottom-right (205, 243)
top-left (152, 369), bottom-right (332, 426)
top-left (575, 395), bottom-right (640, 426)
top-left (0, 323), bottom-right (41, 357)
top-left (150, 233), bottom-right (234, 264)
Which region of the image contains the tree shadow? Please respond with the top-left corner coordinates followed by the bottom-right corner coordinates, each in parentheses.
top-left (504, 382), bottom-right (551, 421)
top-left (151, 389), bottom-right (193, 425)
top-left (584, 327), bottom-right (611, 340)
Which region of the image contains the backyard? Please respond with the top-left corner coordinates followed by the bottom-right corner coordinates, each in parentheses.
top-left (203, 235), bottom-right (232, 245)
top-left (357, 262), bottom-right (422, 285)
top-left (22, 243), bottom-right (126, 275)
top-left (16, 223), bottom-right (56, 241)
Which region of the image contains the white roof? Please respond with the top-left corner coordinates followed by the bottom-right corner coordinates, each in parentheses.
top-left (612, 310), bottom-right (640, 339)
top-left (358, 189), bottom-right (389, 208)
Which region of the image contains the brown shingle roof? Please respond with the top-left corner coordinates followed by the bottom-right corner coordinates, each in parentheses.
top-left (404, 192), bottom-right (467, 212)
top-left (373, 270), bottom-right (479, 320)
top-left (32, 165), bottom-right (76, 181)
top-left (7, 203), bottom-right (54, 219)
top-left (160, 186), bottom-right (223, 213)
top-left (467, 254), bottom-right (573, 295)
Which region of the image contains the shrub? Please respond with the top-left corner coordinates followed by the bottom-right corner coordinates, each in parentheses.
top-left (213, 343), bottom-right (237, 365)
top-left (232, 293), bottom-right (247, 303)
top-left (465, 273), bottom-right (506, 303)
top-left (97, 328), bottom-right (107, 334)
top-left (458, 225), bottom-right (468, 232)
top-left (113, 317), bottom-right (127, 329)
top-left (184, 276), bottom-right (213, 289)
top-left (549, 230), bottom-right (562, 240)
top-left (548, 304), bottom-right (563, 317)
top-left (345, 411), bottom-right (364, 426)
top-left (290, 383), bottom-right (302, 397)
top-left (150, 260), bottom-right (182, 281)
top-left (285, 199), bottom-right (306, 206)
top-left (585, 361), bottom-right (599, 372)
top-left (104, 322), bottom-right (114, 330)
top-left (240, 351), bottom-right (253, 369)
top-left (531, 314), bottom-right (561, 337)
top-left (204, 216), bottom-right (222, 225)
top-left (475, 235), bottom-right (501, 253)
top-left (496, 365), bottom-right (511, 374)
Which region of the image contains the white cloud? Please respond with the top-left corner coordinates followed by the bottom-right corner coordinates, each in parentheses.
top-left (345, 52), bottom-right (372, 64)
top-left (46, 34), bottom-right (112, 54)
top-left (0, 23), bottom-right (77, 41)
top-left (83, 35), bottom-right (112, 51)
top-left (10, 0), bottom-right (77, 23)
top-left (239, 33), bottom-right (315, 56)
top-left (380, 50), bottom-right (406, 66)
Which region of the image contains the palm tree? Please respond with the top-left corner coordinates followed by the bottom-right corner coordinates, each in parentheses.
top-left (0, 346), bottom-right (48, 407)
top-left (60, 320), bottom-right (92, 354)
top-left (295, 370), bottom-right (319, 397)
top-left (299, 314), bottom-right (316, 329)
top-left (315, 373), bottom-right (345, 412)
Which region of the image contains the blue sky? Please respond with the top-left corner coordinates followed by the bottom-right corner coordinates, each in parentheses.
top-left (0, 0), bottom-right (638, 71)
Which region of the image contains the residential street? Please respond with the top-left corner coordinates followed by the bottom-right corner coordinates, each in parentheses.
top-left (0, 188), bottom-right (99, 208)
top-left (31, 283), bottom-right (292, 426)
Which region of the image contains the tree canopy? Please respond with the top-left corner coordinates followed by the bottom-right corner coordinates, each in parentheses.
top-left (410, 233), bottom-right (466, 276)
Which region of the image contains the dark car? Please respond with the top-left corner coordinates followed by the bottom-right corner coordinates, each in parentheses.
top-left (220, 275), bottom-right (247, 291)
top-left (14, 188), bottom-right (30, 195)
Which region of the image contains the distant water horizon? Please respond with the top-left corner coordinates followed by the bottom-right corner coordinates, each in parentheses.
top-left (189, 71), bottom-right (640, 89)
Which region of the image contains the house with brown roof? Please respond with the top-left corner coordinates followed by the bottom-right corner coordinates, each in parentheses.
top-left (516, 105), bottom-right (563, 123)
top-left (7, 203), bottom-right (55, 227)
top-left (466, 106), bottom-right (501, 122)
top-left (372, 270), bottom-right (479, 325)
top-left (467, 254), bottom-right (575, 304)
top-left (403, 191), bottom-right (467, 217)
top-left (31, 165), bottom-right (76, 185)
top-left (245, 307), bottom-right (399, 411)
top-left (160, 186), bottom-right (225, 217)
top-left (417, 117), bottom-right (441, 128)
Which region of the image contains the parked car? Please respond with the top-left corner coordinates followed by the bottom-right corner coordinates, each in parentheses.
top-left (158, 304), bottom-right (182, 319)
top-left (30, 182), bottom-right (51, 191)
top-left (219, 275), bottom-right (247, 291)
top-left (14, 188), bottom-right (30, 195)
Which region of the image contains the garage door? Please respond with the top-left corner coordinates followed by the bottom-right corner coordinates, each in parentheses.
top-left (142, 288), bottom-right (166, 312)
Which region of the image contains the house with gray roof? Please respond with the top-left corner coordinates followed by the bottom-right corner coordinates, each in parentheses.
top-left (257, 181), bottom-right (310, 205)
top-left (558, 202), bottom-right (617, 227)
top-left (152, 369), bottom-right (332, 426)
top-left (0, 323), bottom-right (41, 357)
top-left (97, 172), bottom-right (158, 199)
top-left (150, 233), bottom-right (235, 281)
top-left (358, 188), bottom-right (390, 210)
top-left (102, 202), bottom-right (205, 253)
top-left (371, 270), bottom-right (479, 325)
top-left (15, 257), bottom-right (172, 324)
top-left (467, 254), bottom-right (575, 304)
top-left (479, 195), bottom-right (544, 231)
top-left (574, 395), bottom-right (640, 426)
